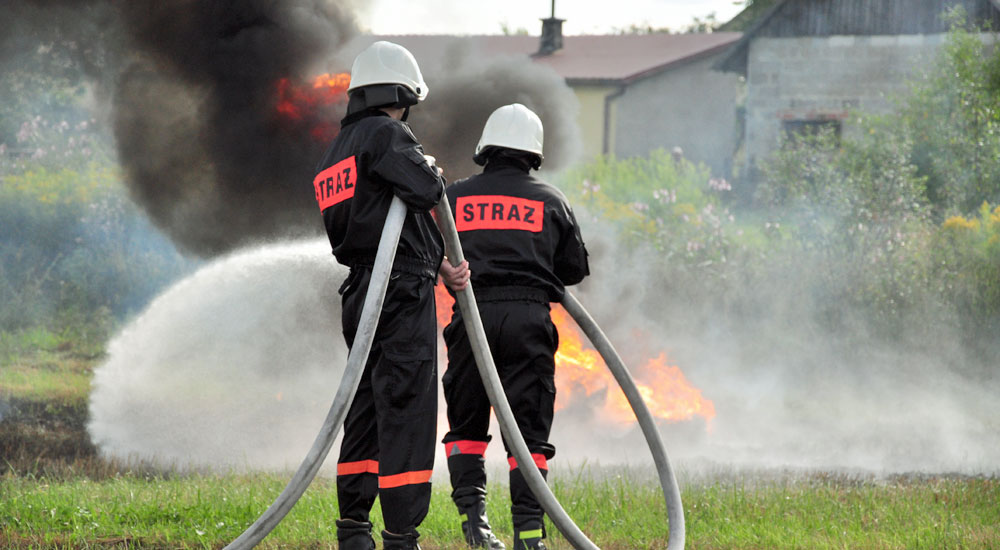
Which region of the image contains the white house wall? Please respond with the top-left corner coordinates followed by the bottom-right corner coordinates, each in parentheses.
top-left (612, 54), bottom-right (743, 178)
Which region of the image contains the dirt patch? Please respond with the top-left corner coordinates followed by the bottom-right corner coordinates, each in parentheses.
top-left (0, 396), bottom-right (97, 477)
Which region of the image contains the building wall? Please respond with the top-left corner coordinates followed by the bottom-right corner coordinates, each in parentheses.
top-left (743, 34), bottom-right (948, 172)
top-left (569, 84), bottom-right (620, 161)
top-left (612, 54), bottom-right (743, 178)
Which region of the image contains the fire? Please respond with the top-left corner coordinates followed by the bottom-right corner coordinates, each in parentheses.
top-left (434, 286), bottom-right (715, 428)
top-left (274, 72), bottom-right (351, 141)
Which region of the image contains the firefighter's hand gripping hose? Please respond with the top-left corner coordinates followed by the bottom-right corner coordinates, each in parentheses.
top-left (223, 196), bottom-right (408, 550)
top-left (435, 198), bottom-right (686, 550)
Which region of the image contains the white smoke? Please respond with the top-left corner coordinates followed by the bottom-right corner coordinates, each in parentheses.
top-left (554, 220), bottom-right (1000, 476)
top-left (88, 234), bottom-right (1000, 476)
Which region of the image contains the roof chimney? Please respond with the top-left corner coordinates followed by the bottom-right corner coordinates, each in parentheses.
top-left (537, 0), bottom-right (564, 56)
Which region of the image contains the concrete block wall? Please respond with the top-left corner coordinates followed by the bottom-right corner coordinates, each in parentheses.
top-left (744, 34), bottom-right (948, 172)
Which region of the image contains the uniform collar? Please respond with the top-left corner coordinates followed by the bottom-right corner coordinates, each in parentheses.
top-left (484, 156), bottom-right (532, 173)
top-left (340, 109), bottom-right (391, 128)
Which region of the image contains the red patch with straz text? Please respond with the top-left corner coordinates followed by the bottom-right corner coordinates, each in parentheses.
top-left (456, 195), bottom-right (544, 232)
top-left (314, 156), bottom-right (357, 211)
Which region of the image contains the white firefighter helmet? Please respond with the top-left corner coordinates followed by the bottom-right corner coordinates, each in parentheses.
top-left (348, 41), bottom-right (428, 101)
top-left (474, 103), bottom-right (544, 162)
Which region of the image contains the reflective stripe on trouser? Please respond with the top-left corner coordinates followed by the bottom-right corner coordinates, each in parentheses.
top-left (444, 439), bottom-right (490, 493)
top-left (338, 269), bottom-right (438, 535)
top-left (442, 300), bottom-right (557, 530)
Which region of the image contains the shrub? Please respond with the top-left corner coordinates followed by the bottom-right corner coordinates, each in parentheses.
top-left (752, 126), bottom-right (940, 336)
top-left (556, 149), bottom-right (756, 274)
top-left (896, 7), bottom-right (1000, 215)
top-left (0, 162), bottom-right (194, 338)
top-left (933, 202), bottom-right (1000, 359)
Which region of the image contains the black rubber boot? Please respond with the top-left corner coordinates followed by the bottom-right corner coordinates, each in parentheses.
top-left (381, 529), bottom-right (421, 550)
top-left (512, 518), bottom-right (546, 550)
top-left (336, 519), bottom-right (375, 550)
top-left (454, 487), bottom-right (506, 549)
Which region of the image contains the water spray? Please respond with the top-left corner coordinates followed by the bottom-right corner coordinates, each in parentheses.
top-left (222, 196), bottom-right (407, 550)
top-left (434, 199), bottom-right (686, 550)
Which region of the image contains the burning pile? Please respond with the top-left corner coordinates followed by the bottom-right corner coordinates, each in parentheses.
top-left (275, 72), bottom-right (352, 142)
top-left (435, 287), bottom-right (715, 429)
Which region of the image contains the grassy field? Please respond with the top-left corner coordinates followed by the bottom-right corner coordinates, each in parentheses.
top-left (2, 330), bottom-right (999, 549)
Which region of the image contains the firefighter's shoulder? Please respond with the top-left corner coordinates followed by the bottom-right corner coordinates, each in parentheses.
top-left (523, 175), bottom-right (571, 204)
top-left (445, 175), bottom-right (479, 198)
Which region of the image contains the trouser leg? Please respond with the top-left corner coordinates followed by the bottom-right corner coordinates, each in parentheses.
top-left (372, 273), bottom-right (438, 536)
top-left (338, 269), bottom-right (438, 539)
top-left (336, 358), bottom-right (379, 524)
top-left (444, 300), bottom-right (557, 550)
top-left (442, 311), bottom-right (505, 549)
top-left (493, 302), bottom-right (557, 549)
top-left (509, 466), bottom-right (547, 550)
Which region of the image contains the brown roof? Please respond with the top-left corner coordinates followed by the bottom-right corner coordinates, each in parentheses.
top-left (341, 32), bottom-right (742, 84)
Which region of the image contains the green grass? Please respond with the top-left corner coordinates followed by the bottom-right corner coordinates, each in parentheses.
top-left (1, 327), bottom-right (96, 406)
top-left (1, 469), bottom-right (998, 549)
top-left (2, 335), bottom-right (999, 549)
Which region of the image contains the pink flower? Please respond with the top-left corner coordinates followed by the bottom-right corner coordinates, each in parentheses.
top-left (708, 178), bottom-right (731, 192)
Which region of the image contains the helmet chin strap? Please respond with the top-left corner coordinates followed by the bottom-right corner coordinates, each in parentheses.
top-left (401, 106), bottom-right (411, 122)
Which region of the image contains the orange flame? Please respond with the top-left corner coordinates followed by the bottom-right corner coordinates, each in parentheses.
top-left (434, 286), bottom-right (715, 428)
top-left (275, 72), bottom-right (351, 141)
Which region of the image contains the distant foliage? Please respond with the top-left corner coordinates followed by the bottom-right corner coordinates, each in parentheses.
top-left (1, 43), bottom-right (190, 342)
top-left (897, 7), bottom-right (1000, 215)
top-left (757, 127), bottom-right (930, 246)
top-left (754, 126), bottom-right (940, 336)
top-left (0, 161), bottom-right (194, 341)
top-left (0, 114), bottom-right (112, 173)
top-left (934, 202), bottom-right (1000, 358)
top-left (557, 149), bottom-right (755, 275)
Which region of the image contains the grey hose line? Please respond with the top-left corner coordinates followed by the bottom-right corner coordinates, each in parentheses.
top-left (223, 196), bottom-right (409, 550)
top-left (561, 292), bottom-right (686, 550)
top-left (434, 198), bottom-right (601, 550)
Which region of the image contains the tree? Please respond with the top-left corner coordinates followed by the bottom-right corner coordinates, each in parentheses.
top-left (718, 0), bottom-right (781, 32)
top-left (896, 8), bottom-right (1000, 216)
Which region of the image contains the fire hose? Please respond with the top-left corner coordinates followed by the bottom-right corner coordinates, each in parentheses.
top-left (559, 292), bottom-right (685, 550)
top-left (434, 198), bottom-right (686, 550)
top-left (222, 196), bottom-right (408, 550)
top-left (225, 193), bottom-right (685, 549)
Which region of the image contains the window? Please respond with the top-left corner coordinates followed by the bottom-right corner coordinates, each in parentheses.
top-left (782, 119), bottom-right (842, 142)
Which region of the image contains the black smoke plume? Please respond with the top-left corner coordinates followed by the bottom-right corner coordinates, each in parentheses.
top-left (7, 1), bottom-right (582, 256)
top-left (413, 46), bottom-right (581, 181)
top-left (112, 1), bottom-right (361, 256)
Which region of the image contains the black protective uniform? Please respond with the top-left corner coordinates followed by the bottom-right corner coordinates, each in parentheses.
top-left (441, 157), bottom-right (589, 549)
top-left (313, 109), bottom-right (444, 542)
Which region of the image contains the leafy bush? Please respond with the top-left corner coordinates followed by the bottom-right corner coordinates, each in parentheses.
top-left (0, 162), bottom-right (194, 342)
top-left (933, 202), bottom-right (1000, 359)
top-left (556, 149), bottom-right (756, 274)
top-left (896, 7), bottom-right (1000, 215)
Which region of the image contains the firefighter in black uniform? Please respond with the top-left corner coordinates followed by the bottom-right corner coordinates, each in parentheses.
top-left (313, 41), bottom-right (469, 550)
top-left (441, 103), bottom-right (590, 550)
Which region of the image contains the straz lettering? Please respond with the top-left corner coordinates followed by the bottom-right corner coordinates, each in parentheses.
top-left (456, 195), bottom-right (544, 233)
top-left (313, 156), bottom-right (358, 211)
